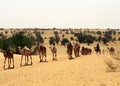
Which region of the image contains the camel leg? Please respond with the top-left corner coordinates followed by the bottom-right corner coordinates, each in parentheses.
top-left (12, 58), bottom-right (14, 68)
top-left (30, 55), bottom-right (32, 65)
top-left (20, 55), bottom-right (23, 66)
top-left (8, 58), bottom-right (10, 68)
top-left (3, 58), bottom-right (6, 69)
top-left (25, 56), bottom-right (27, 65)
top-left (27, 55), bottom-right (29, 64)
top-left (44, 53), bottom-right (47, 62)
top-left (39, 53), bottom-right (42, 62)
top-left (55, 53), bottom-right (57, 61)
top-left (52, 53), bottom-right (54, 61)
top-left (9, 59), bottom-right (11, 68)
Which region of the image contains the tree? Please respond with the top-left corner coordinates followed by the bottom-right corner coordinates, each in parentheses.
top-left (102, 37), bottom-right (108, 44)
top-left (96, 31), bottom-right (102, 35)
top-left (97, 36), bottom-right (102, 43)
top-left (55, 35), bottom-right (60, 44)
top-left (35, 32), bottom-right (44, 43)
top-left (49, 37), bottom-right (55, 45)
top-left (0, 32), bottom-right (35, 54)
top-left (54, 31), bottom-right (59, 36)
top-left (61, 38), bottom-right (69, 46)
top-left (70, 37), bottom-right (74, 41)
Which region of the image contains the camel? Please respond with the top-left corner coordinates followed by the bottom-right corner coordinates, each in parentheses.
top-left (18, 46), bottom-right (32, 66)
top-left (81, 47), bottom-right (92, 55)
top-left (3, 49), bottom-right (14, 69)
top-left (94, 47), bottom-right (101, 54)
top-left (108, 47), bottom-right (115, 55)
top-left (74, 43), bottom-right (80, 57)
top-left (67, 42), bottom-right (73, 59)
top-left (49, 46), bottom-right (57, 61)
top-left (36, 44), bottom-right (47, 62)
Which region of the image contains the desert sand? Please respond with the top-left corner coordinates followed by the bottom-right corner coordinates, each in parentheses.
top-left (0, 42), bottom-right (120, 86)
top-left (0, 29), bottom-right (120, 86)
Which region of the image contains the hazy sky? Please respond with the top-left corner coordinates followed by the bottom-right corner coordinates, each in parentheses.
top-left (0, 0), bottom-right (120, 28)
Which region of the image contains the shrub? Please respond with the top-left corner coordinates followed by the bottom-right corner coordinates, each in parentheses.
top-left (102, 37), bottom-right (109, 44)
top-left (96, 31), bottom-right (102, 35)
top-left (97, 36), bottom-right (102, 43)
top-left (70, 37), bottom-right (74, 41)
top-left (35, 32), bottom-right (44, 43)
top-left (49, 37), bottom-right (55, 45)
top-left (55, 35), bottom-right (60, 44)
top-left (74, 33), bottom-right (96, 44)
top-left (61, 38), bottom-right (69, 46)
top-left (54, 31), bottom-right (59, 36)
top-left (0, 32), bottom-right (35, 54)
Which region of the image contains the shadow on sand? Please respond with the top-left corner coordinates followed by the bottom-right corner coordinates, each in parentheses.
top-left (20, 64), bottom-right (32, 67)
top-left (39, 60), bottom-right (48, 63)
top-left (4, 67), bottom-right (14, 70)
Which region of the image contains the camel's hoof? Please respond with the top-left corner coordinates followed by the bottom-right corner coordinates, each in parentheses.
top-left (31, 62), bottom-right (33, 65)
top-left (8, 66), bottom-right (10, 69)
top-left (40, 60), bottom-right (42, 62)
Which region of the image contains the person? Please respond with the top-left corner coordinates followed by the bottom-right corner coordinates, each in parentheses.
top-left (96, 43), bottom-right (100, 50)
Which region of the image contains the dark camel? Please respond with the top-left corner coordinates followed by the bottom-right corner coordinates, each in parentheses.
top-left (81, 47), bottom-right (92, 55)
top-left (36, 44), bottom-right (47, 62)
top-left (49, 46), bottom-right (57, 61)
top-left (67, 42), bottom-right (73, 59)
top-left (3, 49), bottom-right (14, 69)
top-left (74, 43), bottom-right (80, 57)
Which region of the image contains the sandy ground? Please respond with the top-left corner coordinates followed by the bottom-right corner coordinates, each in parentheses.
top-left (0, 44), bottom-right (120, 86)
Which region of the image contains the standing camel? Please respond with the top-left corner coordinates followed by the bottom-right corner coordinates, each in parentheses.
top-left (36, 44), bottom-right (47, 62)
top-left (3, 49), bottom-right (14, 69)
top-left (49, 46), bottom-right (57, 61)
top-left (18, 46), bottom-right (32, 66)
top-left (67, 42), bottom-right (73, 59)
top-left (74, 43), bottom-right (80, 58)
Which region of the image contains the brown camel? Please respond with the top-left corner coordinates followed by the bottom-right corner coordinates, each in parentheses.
top-left (67, 42), bottom-right (73, 59)
top-left (18, 46), bottom-right (32, 66)
top-left (81, 47), bottom-right (92, 55)
top-left (108, 47), bottom-right (115, 55)
top-left (74, 43), bottom-right (80, 57)
top-left (36, 45), bottom-right (47, 62)
top-left (3, 49), bottom-right (14, 69)
top-left (49, 46), bottom-right (57, 61)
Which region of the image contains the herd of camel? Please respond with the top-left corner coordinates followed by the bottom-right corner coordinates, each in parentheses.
top-left (2, 42), bottom-right (115, 70)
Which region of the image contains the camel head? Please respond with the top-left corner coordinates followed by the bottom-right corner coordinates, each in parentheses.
top-left (18, 46), bottom-right (22, 53)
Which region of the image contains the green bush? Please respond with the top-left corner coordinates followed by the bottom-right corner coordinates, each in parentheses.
top-left (49, 37), bottom-right (55, 45)
top-left (0, 32), bottom-right (35, 54)
top-left (61, 38), bottom-right (69, 46)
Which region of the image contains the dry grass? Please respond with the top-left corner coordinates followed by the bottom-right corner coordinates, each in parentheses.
top-left (104, 51), bottom-right (120, 72)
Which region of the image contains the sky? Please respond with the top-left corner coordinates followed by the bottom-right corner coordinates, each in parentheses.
top-left (0, 0), bottom-right (120, 29)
